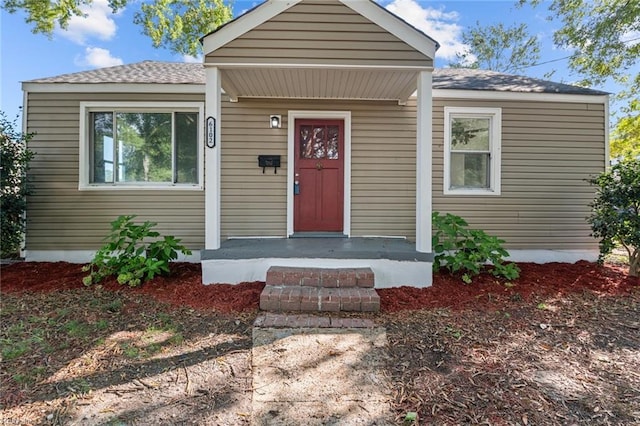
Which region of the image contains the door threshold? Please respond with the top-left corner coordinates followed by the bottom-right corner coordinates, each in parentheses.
top-left (290, 232), bottom-right (347, 239)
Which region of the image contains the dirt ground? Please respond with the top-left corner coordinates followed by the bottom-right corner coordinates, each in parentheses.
top-left (1, 261), bottom-right (638, 425)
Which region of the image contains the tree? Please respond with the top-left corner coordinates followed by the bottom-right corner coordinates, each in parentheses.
top-left (134, 0), bottom-right (231, 56)
top-left (1, 0), bottom-right (232, 56)
top-left (521, 0), bottom-right (640, 105)
top-left (450, 22), bottom-right (541, 74)
top-left (587, 158), bottom-right (640, 277)
top-left (0, 112), bottom-right (34, 258)
top-left (610, 100), bottom-right (640, 161)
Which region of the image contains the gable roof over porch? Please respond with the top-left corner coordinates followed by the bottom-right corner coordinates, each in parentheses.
top-left (201, 0), bottom-right (439, 104)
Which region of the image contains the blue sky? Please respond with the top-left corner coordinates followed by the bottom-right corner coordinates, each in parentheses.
top-left (0, 0), bottom-right (632, 121)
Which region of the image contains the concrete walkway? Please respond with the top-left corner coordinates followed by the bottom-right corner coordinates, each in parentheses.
top-left (252, 314), bottom-right (394, 425)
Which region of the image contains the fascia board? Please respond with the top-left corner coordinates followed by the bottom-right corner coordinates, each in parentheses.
top-left (433, 89), bottom-right (609, 104)
top-left (22, 82), bottom-right (205, 94)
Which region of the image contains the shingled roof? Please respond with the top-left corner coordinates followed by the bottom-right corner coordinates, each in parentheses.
top-left (432, 68), bottom-right (608, 95)
top-left (26, 61), bottom-right (205, 85)
top-left (25, 61), bottom-right (608, 96)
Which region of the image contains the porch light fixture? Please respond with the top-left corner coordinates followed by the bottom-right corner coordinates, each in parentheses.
top-left (269, 114), bottom-right (281, 129)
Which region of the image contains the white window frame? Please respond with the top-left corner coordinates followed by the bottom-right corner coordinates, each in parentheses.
top-left (443, 106), bottom-right (502, 196)
top-left (79, 101), bottom-right (204, 191)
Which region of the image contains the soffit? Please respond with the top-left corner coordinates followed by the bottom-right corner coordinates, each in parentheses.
top-left (218, 67), bottom-right (420, 103)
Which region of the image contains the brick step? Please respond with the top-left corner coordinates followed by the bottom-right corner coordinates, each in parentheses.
top-left (266, 266), bottom-right (374, 288)
top-left (260, 286), bottom-right (380, 313)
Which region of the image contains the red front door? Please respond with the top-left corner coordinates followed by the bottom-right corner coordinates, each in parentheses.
top-left (294, 119), bottom-right (344, 232)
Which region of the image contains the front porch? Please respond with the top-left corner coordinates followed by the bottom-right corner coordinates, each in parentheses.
top-left (201, 237), bottom-right (433, 288)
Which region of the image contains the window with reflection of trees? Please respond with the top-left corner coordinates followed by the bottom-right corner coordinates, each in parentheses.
top-left (90, 111), bottom-right (198, 185)
top-left (450, 117), bottom-right (491, 189)
top-left (300, 124), bottom-right (339, 159)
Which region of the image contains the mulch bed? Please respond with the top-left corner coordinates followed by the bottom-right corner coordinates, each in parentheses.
top-left (0, 262), bottom-right (264, 313)
top-left (1, 260), bottom-right (636, 313)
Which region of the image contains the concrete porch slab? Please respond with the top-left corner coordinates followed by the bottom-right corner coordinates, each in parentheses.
top-left (252, 327), bottom-right (393, 425)
top-left (202, 237), bottom-right (433, 262)
top-left (201, 238), bottom-right (433, 288)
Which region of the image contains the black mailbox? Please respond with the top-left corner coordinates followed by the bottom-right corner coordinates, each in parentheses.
top-left (258, 155), bottom-right (281, 174)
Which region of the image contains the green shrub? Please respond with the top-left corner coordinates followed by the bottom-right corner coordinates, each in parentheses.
top-left (83, 215), bottom-right (192, 287)
top-left (587, 158), bottom-right (639, 276)
top-left (432, 212), bottom-right (520, 283)
top-left (1, 112), bottom-right (34, 258)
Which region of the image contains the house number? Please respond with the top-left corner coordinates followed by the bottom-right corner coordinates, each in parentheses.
top-left (206, 116), bottom-right (216, 148)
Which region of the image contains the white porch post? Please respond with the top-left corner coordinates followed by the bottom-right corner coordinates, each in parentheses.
top-left (416, 70), bottom-right (432, 253)
top-left (205, 67), bottom-right (222, 249)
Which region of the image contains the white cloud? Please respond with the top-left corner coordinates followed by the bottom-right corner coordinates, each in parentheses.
top-left (58, 0), bottom-right (121, 45)
top-left (75, 47), bottom-right (123, 68)
top-left (385, 0), bottom-right (469, 61)
top-left (182, 54), bottom-right (203, 63)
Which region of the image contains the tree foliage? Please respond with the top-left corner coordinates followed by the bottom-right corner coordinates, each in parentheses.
top-left (134, 0), bottom-right (231, 56)
top-left (587, 159), bottom-right (640, 277)
top-left (521, 0), bottom-right (640, 99)
top-left (0, 112), bottom-right (35, 258)
top-left (610, 99), bottom-right (640, 161)
top-left (1, 0), bottom-right (232, 56)
top-left (450, 22), bottom-right (541, 74)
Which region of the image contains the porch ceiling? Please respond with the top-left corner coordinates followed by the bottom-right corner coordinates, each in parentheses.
top-left (219, 67), bottom-right (421, 104)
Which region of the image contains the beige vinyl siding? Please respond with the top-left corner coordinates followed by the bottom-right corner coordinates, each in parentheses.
top-left (24, 91), bottom-right (205, 251)
top-left (220, 98), bottom-right (417, 239)
top-left (433, 98), bottom-right (606, 250)
top-left (206, 0), bottom-right (432, 67)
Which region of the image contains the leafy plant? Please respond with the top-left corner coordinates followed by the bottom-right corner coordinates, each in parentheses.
top-left (1, 111), bottom-right (35, 258)
top-left (432, 212), bottom-right (520, 282)
top-left (404, 412), bottom-right (418, 424)
top-left (83, 215), bottom-right (192, 287)
top-left (587, 158), bottom-right (640, 277)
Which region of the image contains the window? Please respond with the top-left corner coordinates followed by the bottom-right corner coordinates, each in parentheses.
top-left (80, 102), bottom-right (203, 190)
top-left (444, 107), bottom-right (501, 195)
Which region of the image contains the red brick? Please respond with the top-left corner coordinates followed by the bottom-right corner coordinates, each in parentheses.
top-left (355, 268), bottom-right (375, 288)
top-left (361, 292), bottom-right (380, 311)
top-left (300, 269), bottom-right (320, 286)
top-left (320, 270), bottom-right (339, 288)
top-left (280, 287), bottom-right (302, 311)
top-left (260, 298), bottom-right (280, 311)
top-left (337, 269), bottom-right (356, 288)
top-left (265, 267), bottom-right (286, 286)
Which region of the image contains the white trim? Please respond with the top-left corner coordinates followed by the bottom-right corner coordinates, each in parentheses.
top-left (433, 89), bottom-right (609, 104)
top-left (506, 249), bottom-right (598, 264)
top-left (78, 185), bottom-right (203, 191)
top-left (20, 90), bottom-right (29, 259)
top-left (340, 0), bottom-right (437, 60)
top-left (443, 106), bottom-right (502, 196)
top-left (202, 0), bottom-right (304, 54)
top-left (227, 236), bottom-right (283, 239)
top-left (25, 250), bottom-right (201, 263)
top-left (205, 68), bottom-right (222, 249)
top-left (604, 95), bottom-right (611, 168)
top-left (202, 257), bottom-right (432, 288)
top-left (286, 110), bottom-right (352, 237)
top-left (416, 71), bottom-right (432, 253)
top-left (208, 63), bottom-right (433, 71)
top-left (78, 101), bottom-right (205, 191)
top-left (21, 82), bottom-right (204, 94)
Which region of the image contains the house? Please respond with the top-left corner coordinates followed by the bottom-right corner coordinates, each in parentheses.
top-left (21, 0), bottom-right (608, 289)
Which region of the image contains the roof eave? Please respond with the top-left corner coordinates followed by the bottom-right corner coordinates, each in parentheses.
top-left (21, 82), bottom-right (205, 94)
